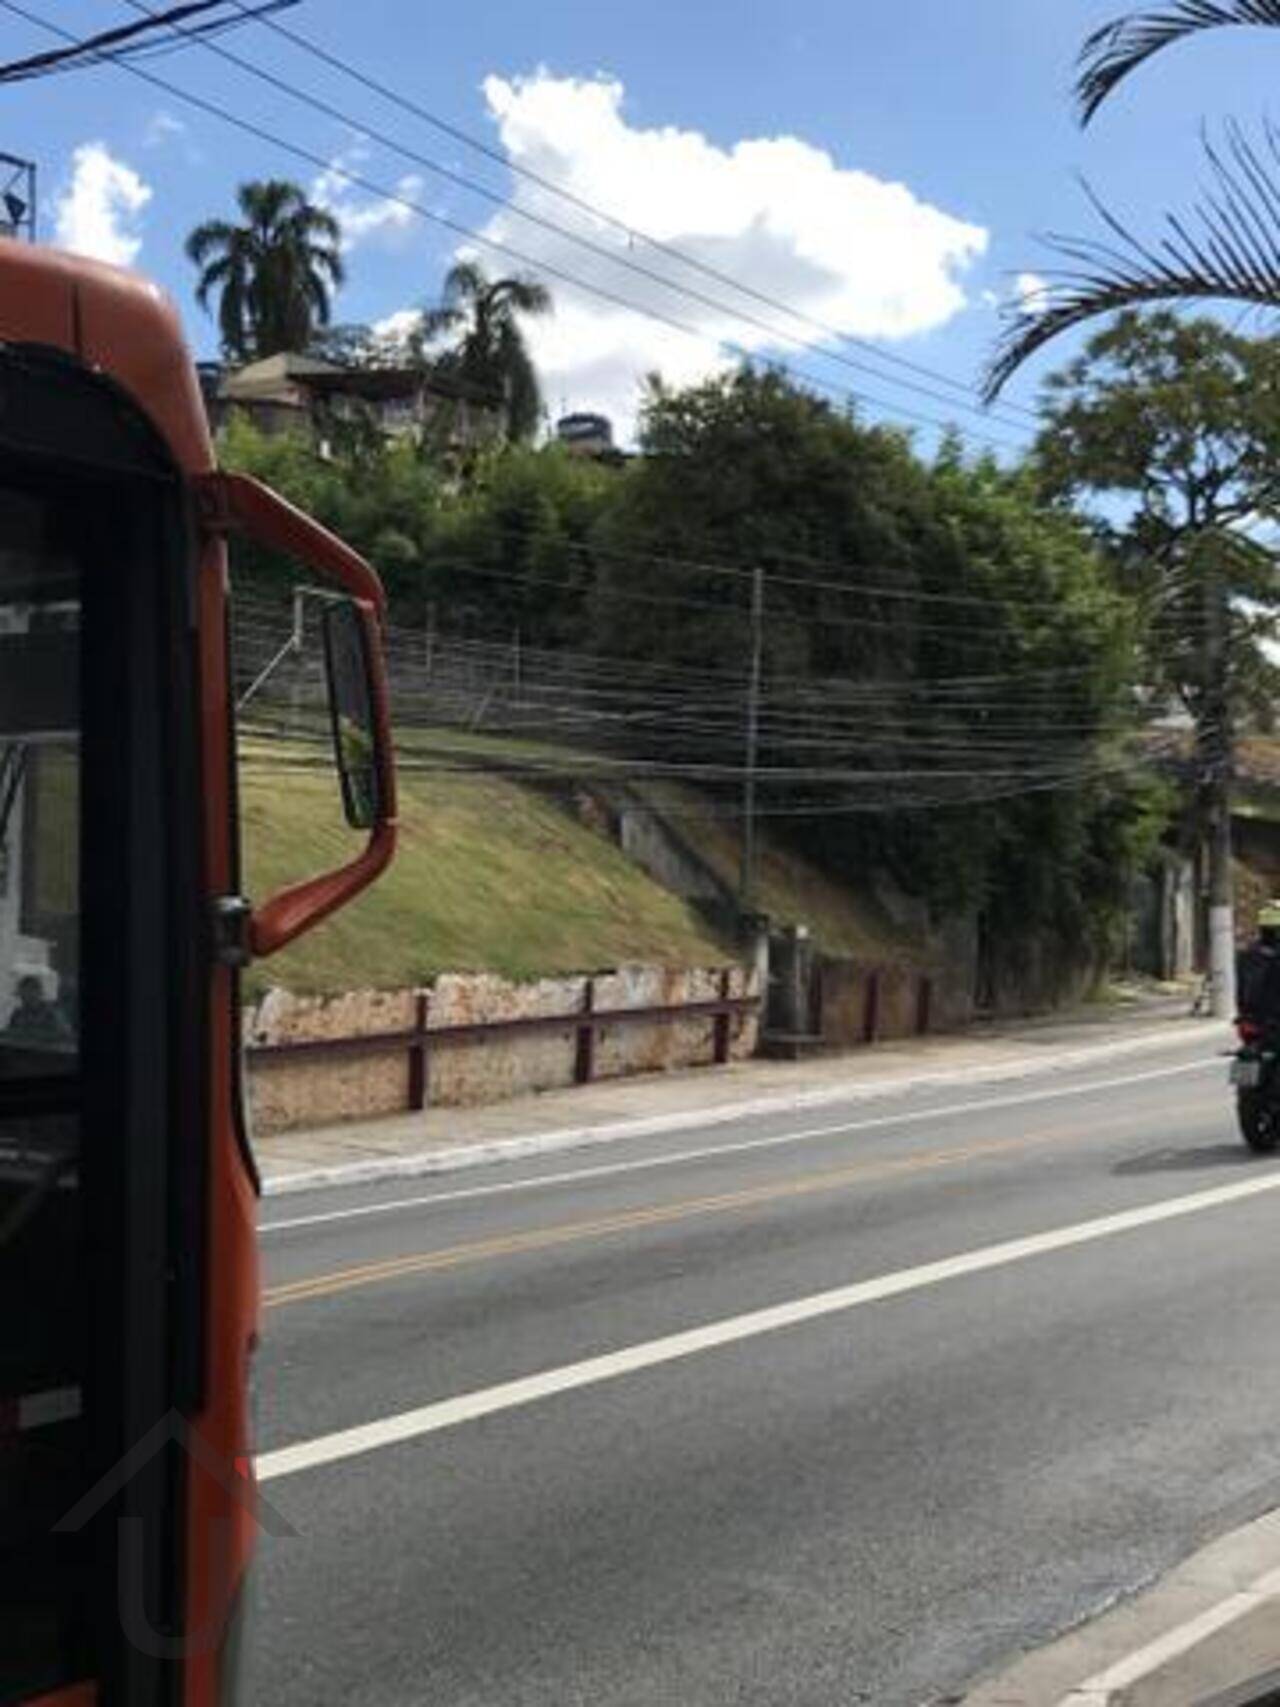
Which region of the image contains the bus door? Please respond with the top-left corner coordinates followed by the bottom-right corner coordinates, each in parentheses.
top-left (0, 347), bottom-right (205, 1706)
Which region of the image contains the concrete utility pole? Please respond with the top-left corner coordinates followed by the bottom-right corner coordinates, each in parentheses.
top-left (738, 566), bottom-right (764, 911)
top-left (1202, 561), bottom-right (1236, 1019)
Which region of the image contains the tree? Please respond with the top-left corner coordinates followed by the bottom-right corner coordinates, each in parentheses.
top-left (415, 261), bottom-right (551, 443)
top-left (1035, 313), bottom-right (1280, 694)
top-left (186, 179), bottom-right (344, 361)
top-left (306, 323), bottom-right (388, 368)
top-left (423, 443), bottom-right (614, 645)
top-left (591, 367), bottom-right (936, 682)
top-left (986, 4), bottom-right (1280, 397)
top-left (1034, 311), bottom-right (1280, 1006)
top-left (984, 5), bottom-right (1280, 1013)
top-left (586, 368), bottom-right (1153, 992)
top-left (217, 413), bottom-right (441, 610)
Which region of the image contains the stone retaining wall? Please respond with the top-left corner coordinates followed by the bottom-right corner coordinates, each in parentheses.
top-left (246, 963), bottom-right (759, 1134)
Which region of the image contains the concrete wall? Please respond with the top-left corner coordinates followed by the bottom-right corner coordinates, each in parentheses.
top-left (1129, 854), bottom-right (1196, 980)
top-left (578, 784), bottom-right (732, 911)
top-left (247, 963), bottom-right (759, 1134)
top-left (815, 960), bottom-right (929, 1047)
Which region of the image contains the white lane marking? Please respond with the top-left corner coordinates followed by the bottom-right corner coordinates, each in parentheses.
top-left (1061, 1564), bottom-right (1280, 1702)
top-left (256, 1155), bottom-right (1278, 1484)
top-left (259, 1058), bottom-right (1218, 1235)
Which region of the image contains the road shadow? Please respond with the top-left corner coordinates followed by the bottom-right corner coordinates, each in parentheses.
top-left (1113, 1143), bottom-right (1264, 1176)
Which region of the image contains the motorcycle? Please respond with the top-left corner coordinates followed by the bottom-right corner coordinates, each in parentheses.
top-left (1230, 1017), bottom-right (1280, 1153)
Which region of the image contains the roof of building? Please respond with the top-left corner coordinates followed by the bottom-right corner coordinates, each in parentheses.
top-left (219, 351), bottom-right (342, 401)
top-left (219, 350), bottom-right (499, 411)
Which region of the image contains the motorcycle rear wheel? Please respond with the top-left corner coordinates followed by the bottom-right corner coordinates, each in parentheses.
top-left (1237, 1088), bottom-right (1280, 1153)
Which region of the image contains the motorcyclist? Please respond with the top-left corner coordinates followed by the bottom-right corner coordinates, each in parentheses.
top-left (1236, 902), bottom-right (1280, 1032)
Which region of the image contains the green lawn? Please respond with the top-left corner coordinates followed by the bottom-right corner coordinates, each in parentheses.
top-left (239, 758), bottom-right (733, 997)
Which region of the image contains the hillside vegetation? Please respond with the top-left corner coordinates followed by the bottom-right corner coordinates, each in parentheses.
top-left (239, 758), bottom-right (733, 997)
top-left (239, 734), bottom-right (927, 995)
top-left (631, 781), bottom-right (917, 964)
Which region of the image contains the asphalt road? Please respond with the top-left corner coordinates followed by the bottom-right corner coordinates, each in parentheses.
top-left (244, 1031), bottom-right (1280, 1706)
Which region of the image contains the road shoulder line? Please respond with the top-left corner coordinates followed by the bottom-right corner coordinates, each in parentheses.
top-left (260, 1021), bottom-right (1217, 1198)
top-left (259, 1057), bottom-right (1213, 1236)
top-left (257, 1165), bottom-right (1280, 1483)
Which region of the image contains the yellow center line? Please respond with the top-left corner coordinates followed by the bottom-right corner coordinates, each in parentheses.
top-left (264, 1116), bottom-right (1113, 1310)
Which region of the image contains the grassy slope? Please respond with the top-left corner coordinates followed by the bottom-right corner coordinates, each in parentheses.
top-left (240, 762), bottom-right (732, 996)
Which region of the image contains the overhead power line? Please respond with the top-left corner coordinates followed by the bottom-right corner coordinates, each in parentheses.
top-left (131, 0), bottom-right (1034, 441)
top-left (223, 0), bottom-right (1041, 429)
top-left (401, 525), bottom-right (1129, 616)
top-left (230, 586), bottom-right (1122, 697)
top-left (0, 0), bottom-right (295, 82)
top-left (10, 0), bottom-right (1026, 452)
top-left (392, 555), bottom-right (1123, 646)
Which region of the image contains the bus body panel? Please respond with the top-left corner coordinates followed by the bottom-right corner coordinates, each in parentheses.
top-left (1, 246), bottom-right (257, 1703)
top-left (0, 244), bottom-right (215, 476)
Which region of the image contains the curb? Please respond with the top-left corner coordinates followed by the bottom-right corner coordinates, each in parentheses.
top-left (259, 1019), bottom-right (1220, 1197)
top-left (1062, 1573), bottom-right (1280, 1705)
top-left (964, 1508), bottom-right (1280, 1707)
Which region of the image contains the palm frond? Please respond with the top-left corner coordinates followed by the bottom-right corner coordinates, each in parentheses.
top-left (191, 250), bottom-right (233, 312)
top-left (290, 204), bottom-right (343, 249)
top-left (184, 218), bottom-right (238, 265)
top-left (301, 240), bottom-right (345, 289)
top-left (418, 304), bottom-right (463, 342)
top-left (984, 122), bottom-right (1280, 399)
top-left (490, 277), bottom-right (553, 318)
top-left (1078, 2), bottom-right (1280, 125)
top-left (442, 260), bottom-right (489, 306)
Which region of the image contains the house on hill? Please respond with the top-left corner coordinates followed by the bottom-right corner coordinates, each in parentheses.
top-left (203, 352), bottom-right (502, 455)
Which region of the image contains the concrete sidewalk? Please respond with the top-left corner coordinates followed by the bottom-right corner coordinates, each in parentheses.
top-left (256, 997), bottom-right (1224, 1196)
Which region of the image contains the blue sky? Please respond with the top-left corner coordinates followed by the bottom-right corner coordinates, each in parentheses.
top-left (7, 1), bottom-right (1280, 449)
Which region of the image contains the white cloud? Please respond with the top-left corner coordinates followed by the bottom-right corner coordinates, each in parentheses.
top-left (372, 308), bottom-right (423, 344)
top-left (53, 142), bottom-right (152, 267)
top-left (470, 72), bottom-right (988, 438)
top-left (311, 141), bottom-right (425, 249)
top-left (1013, 271), bottom-right (1049, 311)
top-left (143, 109), bottom-right (185, 147)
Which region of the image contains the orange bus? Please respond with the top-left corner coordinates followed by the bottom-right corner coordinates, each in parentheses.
top-left (0, 244), bottom-right (397, 1705)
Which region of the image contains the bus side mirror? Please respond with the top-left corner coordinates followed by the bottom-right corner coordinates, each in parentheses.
top-left (321, 598), bottom-right (382, 832)
top-left (194, 471), bottom-right (397, 959)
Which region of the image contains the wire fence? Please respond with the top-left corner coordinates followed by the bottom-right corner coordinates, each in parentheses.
top-left (231, 584), bottom-right (1188, 822)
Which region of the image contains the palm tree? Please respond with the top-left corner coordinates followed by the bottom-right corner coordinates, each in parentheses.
top-left (186, 179), bottom-right (344, 362)
top-left (416, 260), bottom-right (551, 442)
top-left (986, 2), bottom-right (1280, 398)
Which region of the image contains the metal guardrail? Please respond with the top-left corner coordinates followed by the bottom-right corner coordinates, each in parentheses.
top-left (247, 969), bottom-right (759, 1113)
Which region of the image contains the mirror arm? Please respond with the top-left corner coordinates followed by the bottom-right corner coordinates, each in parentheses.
top-left (194, 470), bottom-right (387, 613)
top-left (194, 471), bottom-right (398, 959)
top-left (246, 815), bottom-right (395, 958)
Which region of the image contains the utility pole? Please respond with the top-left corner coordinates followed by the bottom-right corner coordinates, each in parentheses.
top-left (1202, 560), bottom-right (1236, 1019)
top-left (738, 566), bottom-right (764, 911)
top-left (0, 154), bottom-right (35, 242)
